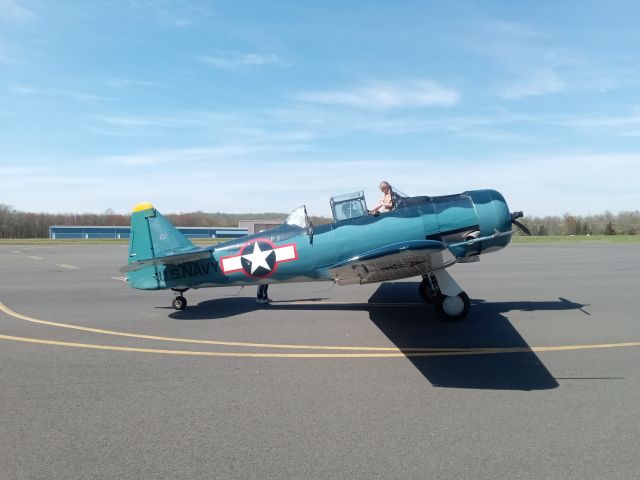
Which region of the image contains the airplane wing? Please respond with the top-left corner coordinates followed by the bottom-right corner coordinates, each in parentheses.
top-left (328, 240), bottom-right (456, 285)
top-left (120, 248), bottom-right (214, 273)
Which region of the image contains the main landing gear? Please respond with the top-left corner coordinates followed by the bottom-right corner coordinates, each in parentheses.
top-left (419, 270), bottom-right (470, 321)
top-left (171, 289), bottom-right (189, 311)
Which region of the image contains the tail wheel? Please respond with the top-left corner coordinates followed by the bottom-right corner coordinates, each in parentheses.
top-left (435, 292), bottom-right (470, 321)
top-left (172, 296), bottom-right (187, 311)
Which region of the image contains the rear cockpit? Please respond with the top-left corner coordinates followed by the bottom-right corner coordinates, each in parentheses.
top-left (330, 191), bottom-right (368, 222)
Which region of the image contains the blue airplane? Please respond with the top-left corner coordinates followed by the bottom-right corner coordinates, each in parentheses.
top-left (121, 189), bottom-right (530, 320)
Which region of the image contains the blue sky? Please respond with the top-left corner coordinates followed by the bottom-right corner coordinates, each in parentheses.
top-left (1, 0), bottom-right (639, 217)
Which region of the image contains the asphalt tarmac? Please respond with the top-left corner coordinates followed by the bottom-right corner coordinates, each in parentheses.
top-left (1, 243), bottom-right (639, 479)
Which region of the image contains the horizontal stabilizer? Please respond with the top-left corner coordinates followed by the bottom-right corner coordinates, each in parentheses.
top-left (328, 240), bottom-right (456, 285)
top-left (120, 249), bottom-right (213, 273)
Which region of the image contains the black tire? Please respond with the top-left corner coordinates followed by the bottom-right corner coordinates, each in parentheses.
top-left (418, 279), bottom-right (438, 304)
top-left (435, 292), bottom-right (470, 321)
top-left (172, 296), bottom-right (187, 311)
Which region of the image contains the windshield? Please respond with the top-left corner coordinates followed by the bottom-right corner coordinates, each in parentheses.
top-left (284, 205), bottom-right (308, 228)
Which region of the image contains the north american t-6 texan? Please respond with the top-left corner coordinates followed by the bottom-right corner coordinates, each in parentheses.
top-left (121, 188), bottom-right (530, 321)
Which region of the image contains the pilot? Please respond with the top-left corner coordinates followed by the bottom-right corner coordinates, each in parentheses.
top-left (369, 181), bottom-right (394, 215)
top-left (257, 284), bottom-right (271, 304)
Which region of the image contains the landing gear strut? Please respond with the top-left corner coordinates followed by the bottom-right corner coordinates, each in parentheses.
top-left (419, 271), bottom-right (470, 321)
top-left (418, 275), bottom-right (439, 304)
top-left (171, 289), bottom-right (189, 311)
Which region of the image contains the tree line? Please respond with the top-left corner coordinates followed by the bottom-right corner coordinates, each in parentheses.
top-left (1, 204), bottom-right (638, 238)
top-left (0, 204), bottom-right (331, 238)
top-left (517, 211), bottom-right (640, 236)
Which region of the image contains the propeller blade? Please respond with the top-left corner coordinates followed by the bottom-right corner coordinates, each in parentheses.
top-left (510, 211), bottom-right (531, 235)
top-left (512, 219), bottom-right (532, 236)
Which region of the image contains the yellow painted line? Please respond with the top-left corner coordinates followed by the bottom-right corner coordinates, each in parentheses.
top-left (0, 333), bottom-right (455, 358)
top-left (1, 302), bottom-right (640, 358)
top-left (529, 342), bottom-right (640, 352)
top-left (1, 333), bottom-right (640, 358)
top-left (0, 301), bottom-right (458, 352)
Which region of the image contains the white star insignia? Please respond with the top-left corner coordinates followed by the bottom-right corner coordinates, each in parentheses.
top-left (242, 242), bottom-right (273, 274)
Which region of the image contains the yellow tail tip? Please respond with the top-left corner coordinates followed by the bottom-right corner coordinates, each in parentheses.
top-left (132, 202), bottom-right (154, 213)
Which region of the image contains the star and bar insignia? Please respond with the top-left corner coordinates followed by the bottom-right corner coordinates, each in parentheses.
top-left (220, 239), bottom-right (298, 277)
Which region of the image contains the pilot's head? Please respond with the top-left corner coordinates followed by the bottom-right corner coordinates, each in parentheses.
top-left (379, 181), bottom-right (392, 193)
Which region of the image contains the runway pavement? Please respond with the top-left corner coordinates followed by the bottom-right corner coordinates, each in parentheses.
top-left (1, 242), bottom-right (639, 479)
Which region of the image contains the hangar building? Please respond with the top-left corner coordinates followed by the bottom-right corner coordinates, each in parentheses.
top-left (49, 226), bottom-right (248, 240)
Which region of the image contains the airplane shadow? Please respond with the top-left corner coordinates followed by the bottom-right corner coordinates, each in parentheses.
top-left (168, 282), bottom-right (588, 391)
top-left (167, 297), bottom-right (333, 320)
top-left (364, 282), bottom-right (583, 391)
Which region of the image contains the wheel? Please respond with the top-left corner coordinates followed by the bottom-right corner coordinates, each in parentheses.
top-left (435, 292), bottom-right (470, 321)
top-left (172, 296), bottom-right (187, 310)
top-left (418, 279), bottom-right (438, 304)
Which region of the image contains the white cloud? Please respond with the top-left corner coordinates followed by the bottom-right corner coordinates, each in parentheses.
top-left (465, 17), bottom-right (581, 99)
top-left (499, 67), bottom-right (565, 99)
top-left (479, 18), bottom-right (546, 40)
top-left (197, 52), bottom-right (288, 70)
top-left (454, 129), bottom-right (532, 143)
top-left (0, 40), bottom-right (24, 65)
top-left (87, 109), bottom-right (322, 144)
top-left (0, 0), bottom-right (35, 21)
top-left (88, 111), bottom-right (242, 137)
top-left (99, 114), bottom-right (210, 128)
top-left (264, 104), bottom-right (530, 140)
top-left (415, 154), bottom-right (640, 217)
top-left (101, 143), bottom-right (311, 167)
top-left (9, 84), bottom-right (103, 103)
top-left (5, 150), bottom-right (637, 217)
top-left (126, 0), bottom-right (216, 28)
top-left (553, 110), bottom-right (640, 137)
top-left (293, 79), bottom-right (460, 110)
top-left (104, 78), bottom-right (167, 89)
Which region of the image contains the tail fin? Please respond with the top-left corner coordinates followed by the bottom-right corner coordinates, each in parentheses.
top-left (126, 202), bottom-right (197, 289)
top-left (128, 202), bottom-right (194, 261)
